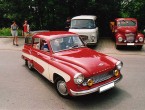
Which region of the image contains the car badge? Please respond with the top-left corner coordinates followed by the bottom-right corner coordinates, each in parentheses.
top-left (98, 63), bottom-right (104, 66)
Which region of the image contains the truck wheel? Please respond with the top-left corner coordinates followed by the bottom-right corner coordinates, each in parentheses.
top-left (55, 77), bottom-right (70, 98)
top-left (115, 45), bottom-right (121, 50)
top-left (27, 60), bottom-right (33, 70)
top-left (137, 46), bottom-right (142, 50)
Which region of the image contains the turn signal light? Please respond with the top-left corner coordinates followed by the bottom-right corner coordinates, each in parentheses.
top-left (114, 70), bottom-right (120, 77)
top-left (87, 79), bottom-right (94, 86)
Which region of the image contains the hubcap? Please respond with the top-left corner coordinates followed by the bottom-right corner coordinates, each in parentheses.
top-left (28, 61), bottom-right (32, 69)
top-left (57, 80), bottom-right (68, 96)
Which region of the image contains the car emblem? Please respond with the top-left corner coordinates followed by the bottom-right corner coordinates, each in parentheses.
top-left (98, 63), bottom-right (104, 66)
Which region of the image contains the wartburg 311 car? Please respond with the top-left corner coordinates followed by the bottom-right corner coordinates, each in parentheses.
top-left (22, 31), bottom-right (123, 98)
top-left (69, 15), bottom-right (99, 45)
top-left (110, 18), bottom-right (144, 49)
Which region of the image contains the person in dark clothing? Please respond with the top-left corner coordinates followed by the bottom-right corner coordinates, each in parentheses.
top-left (65, 17), bottom-right (71, 31)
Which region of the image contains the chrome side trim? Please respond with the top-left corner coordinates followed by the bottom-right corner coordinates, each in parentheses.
top-left (70, 75), bottom-right (123, 96)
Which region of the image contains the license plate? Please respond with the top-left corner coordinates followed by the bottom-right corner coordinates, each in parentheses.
top-left (127, 43), bottom-right (134, 46)
top-left (99, 82), bottom-right (115, 93)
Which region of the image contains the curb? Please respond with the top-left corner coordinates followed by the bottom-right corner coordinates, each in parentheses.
top-left (0, 36), bottom-right (24, 38)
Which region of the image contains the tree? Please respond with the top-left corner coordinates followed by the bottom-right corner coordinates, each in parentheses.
top-left (0, 0), bottom-right (145, 35)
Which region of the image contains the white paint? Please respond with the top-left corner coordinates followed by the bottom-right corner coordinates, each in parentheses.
top-left (22, 52), bottom-right (71, 83)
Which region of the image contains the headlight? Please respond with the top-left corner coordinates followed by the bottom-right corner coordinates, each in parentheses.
top-left (139, 37), bottom-right (143, 42)
top-left (91, 36), bottom-right (95, 42)
top-left (116, 61), bottom-right (123, 70)
top-left (118, 37), bottom-right (123, 42)
top-left (74, 73), bottom-right (84, 84)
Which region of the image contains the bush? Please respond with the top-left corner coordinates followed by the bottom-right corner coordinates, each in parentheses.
top-left (0, 28), bottom-right (22, 36)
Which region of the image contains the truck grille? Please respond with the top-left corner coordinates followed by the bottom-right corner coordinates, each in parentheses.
top-left (125, 33), bottom-right (135, 42)
top-left (82, 70), bottom-right (114, 86)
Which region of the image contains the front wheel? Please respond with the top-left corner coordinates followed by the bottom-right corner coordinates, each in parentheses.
top-left (115, 44), bottom-right (121, 50)
top-left (137, 45), bottom-right (143, 50)
top-left (55, 77), bottom-right (70, 98)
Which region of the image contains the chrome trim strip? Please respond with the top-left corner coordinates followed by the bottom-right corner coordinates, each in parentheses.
top-left (70, 75), bottom-right (123, 96)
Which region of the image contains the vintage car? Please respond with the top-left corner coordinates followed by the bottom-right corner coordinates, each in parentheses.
top-left (69, 15), bottom-right (99, 45)
top-left (22, 31), bottom-right (123, 98)
top-left (110, 18), bottom-right (144, 49)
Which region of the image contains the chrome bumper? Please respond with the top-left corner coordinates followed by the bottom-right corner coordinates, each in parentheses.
top-left (70, 75), bottom-right (123, 96)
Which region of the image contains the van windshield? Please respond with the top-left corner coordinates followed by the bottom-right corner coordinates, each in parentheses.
top-left (70, 19), bottom-right (96, 29)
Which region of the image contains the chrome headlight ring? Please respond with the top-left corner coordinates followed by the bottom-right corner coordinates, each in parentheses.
top-left (118, 37), bottom-right (123, 42)
top-left (116, 61), bottom-right (123, 70)
top-left (139, 37), bottom-right (144, 42)
top-left (74, 73), bottom-right (84, 84)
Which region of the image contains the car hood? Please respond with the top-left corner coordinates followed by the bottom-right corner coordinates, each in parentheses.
top-left (53, 48), bottom-right (116, 77)
top-left (117, 27), bottom-right (137, 33)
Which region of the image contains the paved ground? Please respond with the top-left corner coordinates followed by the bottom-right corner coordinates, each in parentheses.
top-left (0, 38), bottom-right (24, 51)
top-left (0, 37), bottom-right (145, 110)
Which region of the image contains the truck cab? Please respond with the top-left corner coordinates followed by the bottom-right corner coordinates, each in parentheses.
top-left (111, 18), bottom-right (144, 49)
top-left (69, 15), bottom-right (99, 45)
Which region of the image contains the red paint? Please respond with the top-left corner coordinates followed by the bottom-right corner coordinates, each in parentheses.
top-left (22, 31), bottom-right (123, 96)
top-left (112, 18), bottom-right (144, 47)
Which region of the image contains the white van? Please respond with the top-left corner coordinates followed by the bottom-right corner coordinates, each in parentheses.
top-left (69, 15), bottom-right (99, 45)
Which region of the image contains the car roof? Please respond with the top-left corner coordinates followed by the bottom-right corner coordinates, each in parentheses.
top-left (71, 15), bottom-right (97, 20)
top-left (115, 18), bottom-right (137, 21)
top-left (33, 31), bottom-right (77, 40)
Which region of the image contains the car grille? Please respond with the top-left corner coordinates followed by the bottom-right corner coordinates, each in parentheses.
top-left (82, 70), bottom-right (114, 86)
top-left (125, 33), bottom-right (135, 42)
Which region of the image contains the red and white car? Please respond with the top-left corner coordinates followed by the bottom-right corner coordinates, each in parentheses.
top-left (22, 31), bottom-right (123, 98)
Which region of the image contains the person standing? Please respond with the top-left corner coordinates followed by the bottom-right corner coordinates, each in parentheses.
top-left (65, 17), bottom-right (71, 31)
top-left (23, 20), bottom-right (30, 37)
top-left (11, 21), bottom-right (19, 46)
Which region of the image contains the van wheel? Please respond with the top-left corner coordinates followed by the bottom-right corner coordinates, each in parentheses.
top-left (27, 60), bottom-right (33, 70)
top-left (55, 77), bottom-right (70, 98)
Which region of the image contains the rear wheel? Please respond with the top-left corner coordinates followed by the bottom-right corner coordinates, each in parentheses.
top-left (27, 60), bottom-right (33, 70)
top-left (55, 77), bottom-right (70, 98)
top-left (25, 60), bottom-right (28, 66)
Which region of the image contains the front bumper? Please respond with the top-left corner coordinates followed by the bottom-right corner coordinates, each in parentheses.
top-left (70, 75), bottom-right (123, 96)
top-left (116, 42), bottom-right (144, 46)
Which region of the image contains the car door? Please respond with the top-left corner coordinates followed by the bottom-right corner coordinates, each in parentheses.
top-left (31, 38), bottom-right (51, 76)
top-left (31, 37), bottom-right (44, 73)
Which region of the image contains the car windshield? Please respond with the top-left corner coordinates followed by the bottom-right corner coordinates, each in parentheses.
top-left (50, 35), bottom-right (85, 52)
top-left (70, 19), bottom-right (96, 29)
top-left (117, 20), bottom-right (136, 26)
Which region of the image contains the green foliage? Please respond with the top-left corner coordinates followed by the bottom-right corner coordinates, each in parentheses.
top-left (0, 0), bottom-right (145, 36)
top-left (0, 28), bottom-right (22, 36)
top-left (0, 28), bottom-right (11, 36)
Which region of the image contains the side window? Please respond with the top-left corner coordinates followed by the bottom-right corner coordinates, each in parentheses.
top-left (33, 38), bottom-right (40, 49)
top-left (95, 19), bottom-right (97, 27)
top-left (40, 39), bottom-right (49, 52)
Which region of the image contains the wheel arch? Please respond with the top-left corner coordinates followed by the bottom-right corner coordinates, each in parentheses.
top-left (53, 73), bottom-right (64, 83)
